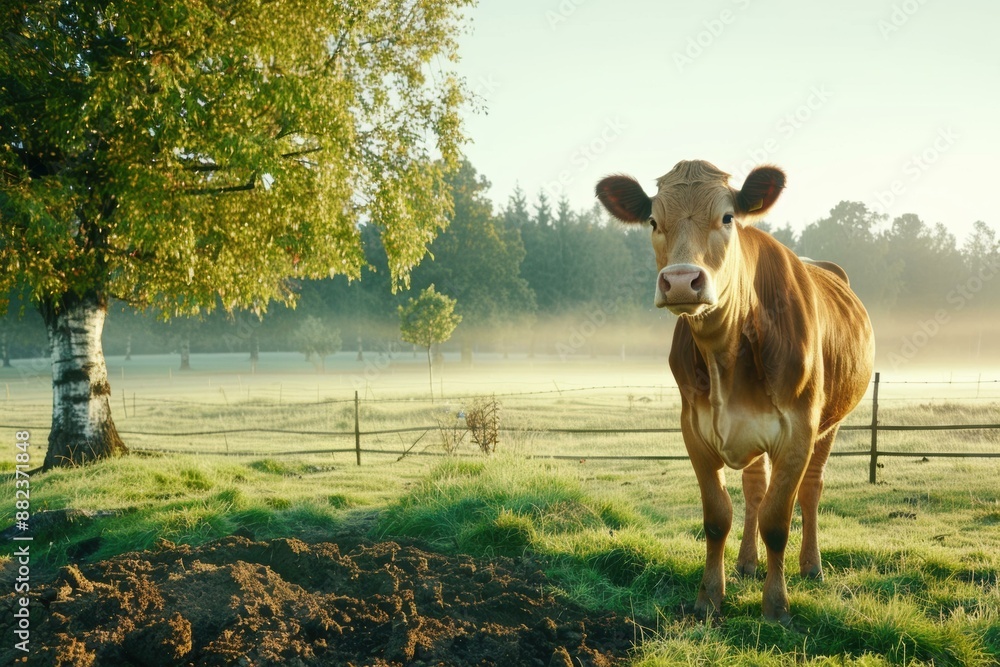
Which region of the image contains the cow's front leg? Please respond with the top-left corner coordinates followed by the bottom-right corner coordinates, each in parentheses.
top-left (757, 440), bottom-right (812, 623)
top-left (736, 455), bottom-right (769, 578)
top-left (687, 445), bottom-right (733, 618)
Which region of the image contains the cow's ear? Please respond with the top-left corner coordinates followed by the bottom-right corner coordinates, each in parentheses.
top-left (596, 175), bottom-right (652, 224)
top-left (736, 166), bottom-right (785, 217)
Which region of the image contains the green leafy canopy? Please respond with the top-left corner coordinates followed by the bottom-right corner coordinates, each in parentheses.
top-left (397, 283), bottom-right (460, 349)
top-left (0, 0), bottom-right (474, 316)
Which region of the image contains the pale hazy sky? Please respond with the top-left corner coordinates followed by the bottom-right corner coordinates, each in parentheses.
top-left (451, 0), bottom-right (998, 241)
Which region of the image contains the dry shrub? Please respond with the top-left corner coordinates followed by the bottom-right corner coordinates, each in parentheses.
top-left (434, 414), bottom-right (468, 455)
top-left (466, 395), bottom-right (502, 455)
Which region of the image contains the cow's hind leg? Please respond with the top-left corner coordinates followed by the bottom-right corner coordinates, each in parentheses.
top-left (736, 455), bottom-right (769, 578)
top-left (797, 426), bottom-right (837, 580)
top-left (688, 447), bottom-right (733, 618)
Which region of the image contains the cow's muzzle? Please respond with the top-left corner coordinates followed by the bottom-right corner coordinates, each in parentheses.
top-left (655, 264), bottom-right (717, 315)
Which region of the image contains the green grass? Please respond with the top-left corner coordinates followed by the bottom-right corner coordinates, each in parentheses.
top-left (1, 452), bottom-right (431, 569)
top-left (374, 455), bottom-right (998, 666)
top-left (2, 353), bottom-right (999, 665)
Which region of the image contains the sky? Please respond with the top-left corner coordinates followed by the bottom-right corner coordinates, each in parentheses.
top-left (449, 0), bottom-right (999, 242)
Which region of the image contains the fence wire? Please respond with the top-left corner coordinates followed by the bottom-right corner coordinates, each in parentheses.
top-left (3, 377), bottom-right (1000, 474)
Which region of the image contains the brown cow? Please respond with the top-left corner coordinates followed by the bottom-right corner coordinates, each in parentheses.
top-left (596, 160), bottom-right (874, 623)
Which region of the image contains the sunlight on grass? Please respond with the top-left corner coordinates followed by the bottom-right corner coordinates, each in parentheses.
top-left (0, 452), bottom-right (429, 572)
top-left (376, 454), bottom-right (998, 666)
top-left (2, 358), bottom-right (998, 666)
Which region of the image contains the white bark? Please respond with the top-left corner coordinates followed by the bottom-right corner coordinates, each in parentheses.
top-left (42, 292), bottom-right (126, 468)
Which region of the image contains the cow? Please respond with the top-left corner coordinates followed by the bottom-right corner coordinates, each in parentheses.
top-left (596, 160), bottom-right (874, 623)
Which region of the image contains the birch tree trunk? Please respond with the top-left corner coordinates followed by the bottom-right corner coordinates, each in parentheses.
top-left (40, 291), bottom-right (127, 469)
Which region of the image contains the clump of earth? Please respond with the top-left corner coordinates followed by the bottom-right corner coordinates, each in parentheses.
top-left (0, 535), bottom-right (635, 666)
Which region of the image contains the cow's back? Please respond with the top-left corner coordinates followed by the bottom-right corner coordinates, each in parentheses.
top-left (801, 259), bottom-right (875, 429)
top-left (669, 227), bottom-right (874, 431)
top-left (744, 228), bottom-right (874, 429)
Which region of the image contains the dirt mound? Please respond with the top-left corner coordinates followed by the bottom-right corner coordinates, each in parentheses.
top-left (1, 536), bottom-right (635, 666)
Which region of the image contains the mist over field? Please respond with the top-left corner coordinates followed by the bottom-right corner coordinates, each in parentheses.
top-left (5, 167), bottom-right (998, 382)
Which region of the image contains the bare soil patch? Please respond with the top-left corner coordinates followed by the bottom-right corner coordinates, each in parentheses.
top-left (1, 535), bottom-right (635, 666)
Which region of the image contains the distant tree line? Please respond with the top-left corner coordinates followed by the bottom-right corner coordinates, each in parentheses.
top-left (765, 203), bottom-right (999, 313)
top-left (3, 161), bottom-right (998, 365)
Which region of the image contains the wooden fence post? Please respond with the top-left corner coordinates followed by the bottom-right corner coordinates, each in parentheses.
top-left (355, 390), bottom-right (361, 466)
top-left (868, 372), bottom-right (880, 484)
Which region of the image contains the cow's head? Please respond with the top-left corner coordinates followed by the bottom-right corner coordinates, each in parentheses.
top-left (596, 160), bottom-right (784, 317)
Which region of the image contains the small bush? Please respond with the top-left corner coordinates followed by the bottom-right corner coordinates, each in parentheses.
top-left (434, 414), bottom-right (468, 455)
top-left (466, 395), bottom-right (502, 455)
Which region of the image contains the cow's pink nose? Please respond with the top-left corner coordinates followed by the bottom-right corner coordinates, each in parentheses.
top-left (659, 269), bottom-right (704, 296)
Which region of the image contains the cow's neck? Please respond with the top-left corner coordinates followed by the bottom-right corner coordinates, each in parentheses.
top-left (682, 265), bottom-right (756, 413)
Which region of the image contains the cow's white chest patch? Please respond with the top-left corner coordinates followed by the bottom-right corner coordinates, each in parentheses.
top-left (691, 400), bottom-right (786, 469)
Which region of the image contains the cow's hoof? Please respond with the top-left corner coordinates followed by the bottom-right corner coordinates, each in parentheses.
top-left (694, 593), bottom-right (722, 620)
top-left (694, 603), bottom-right (719, 621)
top-left (735, 561), bottom-right (760, 579)
top-left (801, 565), bottom-right (824, 581)
top-left (762, 595), bottom-right (790, 625)
top-left (764, 610), bottom-right (794, 627)
top-left (762, 601), bottom-right (792, 626)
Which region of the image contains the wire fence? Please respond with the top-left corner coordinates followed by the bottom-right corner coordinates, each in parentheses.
top-left (3, 373), bottom-right (1000, 481)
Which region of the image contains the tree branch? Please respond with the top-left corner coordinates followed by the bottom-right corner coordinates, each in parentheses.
top-left (186, 172), bottom-right (257, 195)
top-left (280, 146), bottom-right (322, 159)
top-left (184, 162), bottom-right (223, 172)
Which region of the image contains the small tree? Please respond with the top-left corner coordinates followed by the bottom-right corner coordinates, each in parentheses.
top-left (296, 316), bottom-right (342, 373)
top-left (398, 285), bottom-right (461, 401)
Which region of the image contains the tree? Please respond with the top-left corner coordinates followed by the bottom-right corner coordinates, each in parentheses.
top-left (410, 160), bottom-right (535, 363)
top-left (0, 1), bottom-right (471, 468)
top-left (963, 221), bottom-right (999, 270)
top-left (0, 290), bottom-right (48, 366)
top-left (961, 220), bottom-right (1000, 312)
top-left (398, 285), bottom-right (461, 401)
top-left (519, 191), bottom-right (563, 313)
top-left (295, 315), bottom-right (342, 372)
top-left (798, 201), bottom-right (900, 310)
top-left (883, 214), bottom-right (965, 309)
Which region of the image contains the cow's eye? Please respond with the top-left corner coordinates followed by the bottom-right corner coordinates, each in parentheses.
top-left (722, 213), bottom-right (734, 225)
top-left (649, 218), bottom-right (657, 230)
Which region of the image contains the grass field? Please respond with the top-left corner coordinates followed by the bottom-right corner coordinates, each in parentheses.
top-left (2, 352), bottom-right (999, 665)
